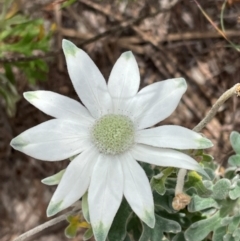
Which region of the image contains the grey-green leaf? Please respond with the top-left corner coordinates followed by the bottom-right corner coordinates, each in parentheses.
top-left (82, 192), bottom-right (90, 223)
top-left (139, 215), bottom-right (181, 241)
top-left (229, 180), bottom-right (240, 200)
top-left (188, 195), bottom-right (220, 212)
top-left (213, 226), bottom-right (227, 241)
top-left (108, 198), bottom-right (132, 241)
top-left (230, 131), bottom-right (240, 154)
top-left (185, 211), bottom-right (221, 241)
top-left (212, 179), bottom-right (231, 200)
top-left (228, 155), bottom-right (240, 167)
top-left (153, 192), bottom-right (175, 213)
top-left (233, 228), bottom-right (240, 241)
top-left (228, 215), bottom-right (240, 234)
top-left (83, 227), bottom-right (93, 240)
top-left (151, 167), bottom-right (175, 195)
top-left (172, 232), bottom-right (185, 241)
top-left (223, 233), bottom-right (234, 241)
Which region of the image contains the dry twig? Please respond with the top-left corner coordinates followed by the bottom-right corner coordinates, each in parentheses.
top-left (174, 83), bottom-right (240, 209)
top-left (13, 209), bottom-right (79, 241)
top-left (0, 7), bottom-right (166, 64)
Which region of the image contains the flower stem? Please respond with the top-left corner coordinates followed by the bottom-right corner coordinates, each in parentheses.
top-left (175, 168), bottom-right (187, 195)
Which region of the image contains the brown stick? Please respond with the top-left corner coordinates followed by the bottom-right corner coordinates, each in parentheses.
top-left (174, 83), bottom-right (240, 204)
top-left (13, 209), bottom-right (79, 241)
top-left (0, 8), bottom-right (166, 64)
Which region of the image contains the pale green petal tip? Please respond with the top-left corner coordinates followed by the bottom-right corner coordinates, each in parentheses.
top-left (62, 39), bottom-right (78, 57)
top-left (122, 51), bottom-right (133, 60)
top-left (23, 92), bottom-right (38, 102)
top-left (197, 137), bottom-right (214, 149)
top-left (47, 200), bottom-right (63, 217)
top-left (143, 209), bottom-right (155, 228)
top-left (10, 136), bottom-right (28, 150)
top-left (176, 77), bottom-right (187, 90)
top-left (41, 169), bottom-right (65, 186)
top-left (93, 222), bottom-right (108, 241)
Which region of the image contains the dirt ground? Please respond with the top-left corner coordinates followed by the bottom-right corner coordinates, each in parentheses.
top-left (1, 0), bottom-right (240, 240)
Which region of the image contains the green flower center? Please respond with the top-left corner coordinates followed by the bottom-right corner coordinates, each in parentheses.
top-left (92, 114), bottom-right (135, 155)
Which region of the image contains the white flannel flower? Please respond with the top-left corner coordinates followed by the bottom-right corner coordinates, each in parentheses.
top-left (11, 40), bottom-right (213, 241)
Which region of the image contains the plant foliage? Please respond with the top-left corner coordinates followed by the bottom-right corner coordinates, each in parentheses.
top-left (63, 131), bottom-right (240, 240)
top-left (0, 0), bottom-right (51, 116)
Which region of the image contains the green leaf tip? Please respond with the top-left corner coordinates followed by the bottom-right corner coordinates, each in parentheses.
top-left (122, 51), bottom-right (133, 60)
top-left (143, 209), bottom-right (155, 228)
top-left (62, 39), bottom-right (78, 57)
top-left (47, 200), bottom-right (63, 217)
top-left (10, 136), bottom-right (28, 150)
top-left (93, 222), bottom-right (108, 241)
top-left (23, 92), bottom-right (39, 102)
top-left (197, 136), bottom-right (213, 149)
top-left (65, 223), bottom-right (78, 238)
top-left (176, 77), bottom-right (187, 89)
top-left (83, 227), bottom-right (94, 240)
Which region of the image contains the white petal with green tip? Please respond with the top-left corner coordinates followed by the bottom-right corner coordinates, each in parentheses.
top-left (108, 51), bottom-right (140, 100)
top-left (88, 154), bottom-right (123, 241)
top-left (122, 153), bottom-right (155, 228)
top-left (62, 39), bottom-right (113, 118)
top-left (131, 144), bottom-right (208, 177)
top-left (136, 125), bottom-right (213, 149)
top-left (130, 78), bottom-right (187, 129)
top-left (41, 169), bottom-right (65, 186)
top-left (10, 119), bottom-right (92, 161)
top-left (24, 91), bottom-right (94, 125)
top-left (47, 148), bottom-right (98, 217)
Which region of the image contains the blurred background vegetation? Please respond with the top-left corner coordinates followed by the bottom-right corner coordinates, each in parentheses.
top-left (0, 0), bottom-right (240, 240)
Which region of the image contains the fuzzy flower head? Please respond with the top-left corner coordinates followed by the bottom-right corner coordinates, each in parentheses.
top-left (11, 40), bottom-right (213, 241)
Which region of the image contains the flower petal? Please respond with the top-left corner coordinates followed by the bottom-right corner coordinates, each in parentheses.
top-left (108, 51), bottom-right (140, 105)
top-left (47, 148), bottom-right (98, 217)
top-left (89, 154), bottom-right (123, 241)
top-left (24, 91), bottom-right (94, 125)
top-left (10, 119), bottom-right (92, 161)
top-left (136, 125), bottom-right (213, 149)
top-left (62, 39), bottom-right (112, 118)
top-left (130, 78), bottom-right (187, 129)
top-left (121, 153), bottom-right (155, 228)
top-left (131, 144), bottom-right (207, 177)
